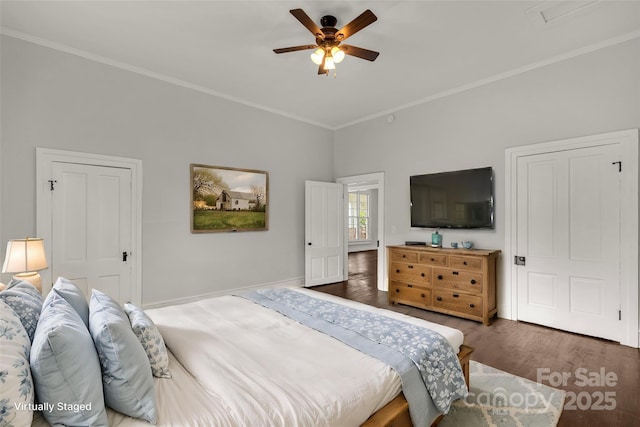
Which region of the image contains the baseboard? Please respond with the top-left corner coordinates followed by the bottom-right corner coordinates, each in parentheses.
top-left (142, 276), bottom-right (304, 310)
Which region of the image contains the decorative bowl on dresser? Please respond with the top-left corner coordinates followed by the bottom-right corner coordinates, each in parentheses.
top-left (388, 245), bottom-right (500, 325)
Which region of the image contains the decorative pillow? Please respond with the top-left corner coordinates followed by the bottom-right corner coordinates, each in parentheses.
top-left (89, 290), bottom-right (157, 424)
top-left (124, 303), bottom-right (171, 379)
top-left (0, 279), bottom-right (44, 342)
top-left (0, 300), bottom-right (34, 427)
top-left (52, 276), bottom-right (89, 327)
top-left (30, 291), bottom-right (109, 426)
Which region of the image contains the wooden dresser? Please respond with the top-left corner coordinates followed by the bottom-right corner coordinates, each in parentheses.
top-left (388, 245), bottom-right (500, 325)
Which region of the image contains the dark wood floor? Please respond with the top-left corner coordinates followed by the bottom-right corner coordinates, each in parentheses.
top-left (312, 250), bottom-right (640, 427)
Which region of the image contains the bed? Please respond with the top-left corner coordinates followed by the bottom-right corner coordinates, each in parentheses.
top-left (1, 280), bottom-right (471, 427)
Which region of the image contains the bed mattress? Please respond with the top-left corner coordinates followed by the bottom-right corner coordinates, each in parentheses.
top-left (31, 288), bottom-right (464, 426)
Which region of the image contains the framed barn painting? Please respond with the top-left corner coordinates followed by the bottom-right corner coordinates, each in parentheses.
top-left (191, 164), bottom-right (269, 233)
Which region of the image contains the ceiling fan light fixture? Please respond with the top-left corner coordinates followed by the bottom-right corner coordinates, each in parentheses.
top-left (274, 8), bottom-right (379, 75)
top-left (324, 56), bottom-right (336, 70)
top-left (331, 47), bottom-right (345, 64)
top-left (310, 48), bottom-right (325, 65)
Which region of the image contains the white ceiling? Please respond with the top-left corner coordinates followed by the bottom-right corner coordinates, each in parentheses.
top-left (2, 1), bottom-right (639, 129)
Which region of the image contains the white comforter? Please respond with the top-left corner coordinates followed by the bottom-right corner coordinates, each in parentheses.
top-left (147, 288), bottom-right (463, 427)
top-left (32, 288), bottom-right (464, 427)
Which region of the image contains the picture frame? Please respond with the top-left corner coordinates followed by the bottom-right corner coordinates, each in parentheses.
top-left (190, 164), bottom-right (268, 233)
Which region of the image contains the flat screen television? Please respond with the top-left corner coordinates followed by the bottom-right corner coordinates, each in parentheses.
top-left (410, 167), bottom-right (494, 229)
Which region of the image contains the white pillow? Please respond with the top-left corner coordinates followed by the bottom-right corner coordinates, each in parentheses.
top-left (124, 303), bottom-right (171, 379)
top-left (0, 300), bottom-right (34, 427)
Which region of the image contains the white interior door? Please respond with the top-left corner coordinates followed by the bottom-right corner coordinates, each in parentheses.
top-left (51, 162), bottom-right (133, 304)
top-left (516, 143), bottom-right (622, 341)
top-left (305, 180), bottom-right (344, 287)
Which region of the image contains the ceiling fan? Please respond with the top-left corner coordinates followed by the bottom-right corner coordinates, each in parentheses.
top-left (273, 8), bottom-right (379, 75)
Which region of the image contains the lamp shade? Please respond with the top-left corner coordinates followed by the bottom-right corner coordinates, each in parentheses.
top-left (310, 48), bottom-right (325, 65)
top-left (324, 56), bottom-right (336, 70)
top-left (331, 47), bottom-right (345, 64)
top-left (2, 238), bottom-right (48, 273)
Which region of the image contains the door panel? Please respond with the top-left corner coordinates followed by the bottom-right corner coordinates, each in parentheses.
top-left (305, 181), bottom-right (344, 286)
top-left (52, 162), bottom-right (132, 304)
top-left (516, 144), bottom-right (621, 342)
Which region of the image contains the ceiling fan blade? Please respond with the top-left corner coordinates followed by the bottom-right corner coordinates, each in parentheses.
top-left (290, 9), bottom-right (324, 39)
top-left (273, 44), bottom-right (317, 54)
top-left (336, 9), bottom-right (377, 41)
top-left (340, 45), bottom-right (380, 61)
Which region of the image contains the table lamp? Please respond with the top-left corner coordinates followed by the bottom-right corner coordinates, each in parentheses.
top-left (2, 237), bottom-right (48, 293)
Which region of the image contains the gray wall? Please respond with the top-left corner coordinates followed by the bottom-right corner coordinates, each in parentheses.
top-left (1, 36), bottom-right (334, 305)
top-left (334, 39), bottom-right (640, 318)
top-left (3, 35), bottom-right (639, 312)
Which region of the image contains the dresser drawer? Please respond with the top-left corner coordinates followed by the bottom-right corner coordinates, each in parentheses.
top-left (418, 253), bottom-right (448, 266)
top-left (390, 262), bottom-right (431, 285)
top-left (432, 291), bottom-right (483, 317)
top-left (389, 281), bottom-right (431, 308)
top-left (388, 246), bottom-right (499, 325)
top-left (433, 268), bottom-right (483, 293)
top-left (449, 255), bottom-right (483, 270)
top-left (390, 250), bottom-right (419, 263)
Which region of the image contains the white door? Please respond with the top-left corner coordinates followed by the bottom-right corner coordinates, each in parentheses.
top-left (51, 162), bottom-right (133, 304)
top-left (305, 181), bottom-right (344, 286)
top-left (516, 143), bottom-right (621, 341)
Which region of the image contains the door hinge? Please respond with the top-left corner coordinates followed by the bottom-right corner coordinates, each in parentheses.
top-left (48, 180), bottom-right (57, 191)
top-left (612, 161), bottom-right (622, 172)
top-left (619, 310), bottom-right (621, 320)
top-left (514, 256), bottom-right (526, 266)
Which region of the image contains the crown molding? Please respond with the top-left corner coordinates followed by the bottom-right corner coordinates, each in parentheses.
top-left (2, 26), bottom-right (638, 131)
top-left (335, 30), bottom-right (640, 130)
top-left (0, 27), bottom-right (332, 130)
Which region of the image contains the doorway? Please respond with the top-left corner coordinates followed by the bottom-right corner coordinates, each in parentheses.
top-left (337, 172), bottom-right (386, 291)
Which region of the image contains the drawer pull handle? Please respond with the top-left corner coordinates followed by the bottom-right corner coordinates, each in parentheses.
top-left (421, 293), bottom-right (426, 298)
top-left (395, 289), bottom-right (400, 293)
top-left (407, 284), bottom-right (413, 288)
top-left (453, 293), bottom-right (459, 298)
top-left (436, 296), bottom-right (442, 301)
top-left (408, 265), bottom-right (414, 269)
top-left (452, 271), bottom-right (459, 275)
top-left (470, 279), bottom-right (477, 285)
top-left (437, 275), bottom-right (443, 280)
top-left (396, 269), bottom-right (400, 273)
top-left (421, 273), bottom-right (425, 277)
top-left (402, 254), bottom-right (407, 258)
top-left (469, 303), bottom-right (475, 308)
top-left (430, 258), bottom-right (435, 261)
top-left (463, 261), bottom-right (468, 265)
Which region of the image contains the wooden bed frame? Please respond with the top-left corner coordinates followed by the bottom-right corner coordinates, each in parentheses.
top-left (361, 344), bottom-right (474, 427)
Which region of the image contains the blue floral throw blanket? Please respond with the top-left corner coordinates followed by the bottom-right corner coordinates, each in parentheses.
top-left (240, 289), bottom-right (468, 427)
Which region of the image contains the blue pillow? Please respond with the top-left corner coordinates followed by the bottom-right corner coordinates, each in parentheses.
top-left (52, 276), bottom-right (89, 327)
top-left (0, 300), bottom-right (34, 427)
top-left (30, 291), bottom-right (108, 426)
top-left (89, 289), bottom-right (157, 424)
top-left (0, 279), bottom-right (44, 342)
top-left (124, 303), bottom-right (172, 379)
